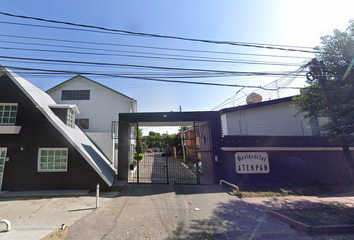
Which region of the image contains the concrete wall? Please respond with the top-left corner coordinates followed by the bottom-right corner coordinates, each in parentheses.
top-left (221, 136), bottom-right (352, 186)
top-left (222, 149), bottom-right (352, 185)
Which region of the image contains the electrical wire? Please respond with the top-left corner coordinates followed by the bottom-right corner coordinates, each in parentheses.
top-left (2, 64), bottom-right (306, 90)
top-left (0, 55), bottom-right (305, 76)
top-left (0, 11), bottom-right (318, 53)
top-left (0, 46), bottom-right (303, 67)
top-left (0, 33), bottom-right (312, 59)
top-left (212, 67), bottom-right (305, 110)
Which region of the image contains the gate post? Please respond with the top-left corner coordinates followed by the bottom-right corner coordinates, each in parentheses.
top-left (166, 144), bottom-right (169, 184)
top-left (136, 122), bottom-right (139, 183)
top-left (194, 122), bottom-right (200, 184)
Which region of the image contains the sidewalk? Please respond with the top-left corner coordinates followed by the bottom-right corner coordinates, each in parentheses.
top-left (0, 189), bottom-right (119, 240)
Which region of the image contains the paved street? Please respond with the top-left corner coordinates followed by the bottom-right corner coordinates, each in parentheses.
top-left (65, 184), bottom-right (353, 240)
top-left (1, 185), bottom-right (354, 239)
top-left (131, 152), bottom-right (197, 184)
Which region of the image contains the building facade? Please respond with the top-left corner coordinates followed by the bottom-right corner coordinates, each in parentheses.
top-left (47, 75), bottom-right (137, 168)
top-left (0, 66), bottom-right (115, 191)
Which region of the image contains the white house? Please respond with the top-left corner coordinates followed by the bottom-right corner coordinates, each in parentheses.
top-left (47, 75), bottom-right (137, 168)
top-left (220, 96), bottom-right (328, 137)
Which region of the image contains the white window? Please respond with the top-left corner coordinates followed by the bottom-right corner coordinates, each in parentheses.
top-left (38, 148), bottom-right (68, 172)
top-left (0, 103), bottom-right (18, 124)
top-left (67, 108), bottom-right (75, 128)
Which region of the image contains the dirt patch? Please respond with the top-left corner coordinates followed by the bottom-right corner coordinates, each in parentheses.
top-left (233, 183), bottom-right (354, 198)
top-left (41, 227), bottom-right (68, 240)
top-left (274, 205), bottom-right (354, 227)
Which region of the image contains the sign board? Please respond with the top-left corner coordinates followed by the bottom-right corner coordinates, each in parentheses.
top-left (235, 152), bottom-right (270, 174)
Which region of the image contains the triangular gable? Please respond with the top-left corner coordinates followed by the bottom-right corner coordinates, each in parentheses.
top-left (0, 65), bottom-right (115, 186)
top-left (46, 74), bottom-right (136, 102)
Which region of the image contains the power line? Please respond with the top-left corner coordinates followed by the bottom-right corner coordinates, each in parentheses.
top-left (0, 11), bottom-right (317, 53)
top-left (3, 65), bottom-right (306, 90)
top-left (0, 55), bottom-right (305, 76)
top-left (0, 46), bottom-right (302, 67)
top-left (212, 67), bottom-right (305, 110)
top-left (0, 33), bottom-right (312, 59)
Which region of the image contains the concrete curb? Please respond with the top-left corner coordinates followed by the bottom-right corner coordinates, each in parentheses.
top-left (268, 210), bottom-right (354, 234)
top-left (0, 189), bottom-right (90, 198)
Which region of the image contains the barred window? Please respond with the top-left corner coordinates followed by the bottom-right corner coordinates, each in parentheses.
top-left (61, 90), bottom-right (90, 100)
top-left (38, 148), bottom-right (68, 172)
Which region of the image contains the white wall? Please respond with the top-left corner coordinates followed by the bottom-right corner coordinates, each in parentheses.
top-left (222, 101), bottom-right (317, 136)
top-left (86, 132), bottom-right (114, 164)
top-left (47, 76), bottom-right (136, 165)
top-left (48, 76), bottom-right (136, 133)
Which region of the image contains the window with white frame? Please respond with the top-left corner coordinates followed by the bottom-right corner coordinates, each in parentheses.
top-left (38, 148), bottom-right (68, 172)
top-left (0, 104), bottom-right (18, 124)
top-left (67, 108), bottom-right (75, 128)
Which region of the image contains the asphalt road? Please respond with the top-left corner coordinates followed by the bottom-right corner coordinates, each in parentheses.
top-left (65, 184), bottom-right (337, 240)
top-left (131, 152), bottom-right (197, 184)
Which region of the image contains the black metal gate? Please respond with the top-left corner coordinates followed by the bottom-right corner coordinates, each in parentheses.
top-left (114, 121), bottom-right (214, 184)
top-left (130, 139), bottom-right (198, 184)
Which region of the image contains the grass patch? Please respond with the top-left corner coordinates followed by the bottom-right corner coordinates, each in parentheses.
top-left (234, 188), bottom-right (296, 198)
top-left (274, 206), bottom-right (354, 227)
top-left (134, 153), bottom-right (144, 160)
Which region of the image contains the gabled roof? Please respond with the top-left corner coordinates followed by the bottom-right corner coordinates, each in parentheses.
top-left (220, 96), bottom-right (294, 114)
top-left (0, 65), bottom-right (115, 186)
top-left (46, 74), bottom-right (136, 102)
top-left (48, 104), bottom-right (80, 114)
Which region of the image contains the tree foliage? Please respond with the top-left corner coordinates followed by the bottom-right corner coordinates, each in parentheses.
top-left (293, 19), bottom-right (354, 145)
top-left (142, 131), bottom-right (181, 149)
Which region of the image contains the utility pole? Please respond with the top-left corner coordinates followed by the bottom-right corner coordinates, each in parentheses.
top-left (307, 58), bottom-right (354, 181)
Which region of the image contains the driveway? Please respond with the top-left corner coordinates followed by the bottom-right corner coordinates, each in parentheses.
top-left (65, 184), bottom-right (344, 239)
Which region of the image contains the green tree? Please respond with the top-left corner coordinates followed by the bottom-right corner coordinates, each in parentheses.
top-left (293, 20), bottom-right (354, 173)
top-left (145, 131), bottom-right (162, 149)
top-left (136, 127), bottom-right (143, 153)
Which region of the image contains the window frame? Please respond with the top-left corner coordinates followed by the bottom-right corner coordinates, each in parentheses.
top-left (0, 103), bottom-right (18, 125)
top-left (61, 90), bottom-right (90, 100)
top-left (67, 108), bottom-right (75, 128)
top-left (38, 148), bottom-right (68, 172)
top-left (75, 118), bottom-right (89, 130)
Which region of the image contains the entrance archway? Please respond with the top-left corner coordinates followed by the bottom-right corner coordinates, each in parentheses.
top-left (114, 111), bottom-right (222, 184)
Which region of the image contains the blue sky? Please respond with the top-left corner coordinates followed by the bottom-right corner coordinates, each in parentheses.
top-left (1, 1), bottom-right (354, 134)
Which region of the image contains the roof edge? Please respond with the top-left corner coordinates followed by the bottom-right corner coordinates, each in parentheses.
top-left (220, 96), bottom-right (295, 114)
